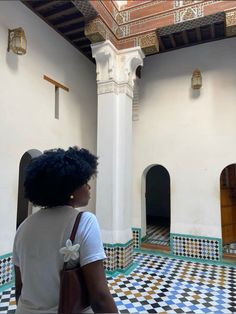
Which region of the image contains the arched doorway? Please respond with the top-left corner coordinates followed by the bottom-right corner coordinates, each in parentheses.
top-left (220, 164), bottom-right (236, 255)
top-left (143, 165), bottom-right (170, 249)
top-left (17, 149), bottom-right (42, 228)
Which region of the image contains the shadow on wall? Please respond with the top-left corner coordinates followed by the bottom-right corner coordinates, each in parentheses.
top-left (6, 46), bottom-right (19, 72)
top-left (17, 149), bottom-right (42, 229)
top-left (190, 88), bottom-right (200, 99)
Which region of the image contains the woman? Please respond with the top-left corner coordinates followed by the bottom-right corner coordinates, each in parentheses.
top-left (13, 147), bottom-right (118, 314)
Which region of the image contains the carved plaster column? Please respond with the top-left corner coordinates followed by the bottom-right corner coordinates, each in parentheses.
top-left (91, 40), bottom-right (144, 271)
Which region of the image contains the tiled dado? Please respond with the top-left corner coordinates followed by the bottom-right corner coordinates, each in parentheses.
top-left (0, 254), bottom-right (14, 291)
top-left (171, 234), bottom-right (221, 261)
top-left (104, 240), bottom-right (133, 272)
top-left (132, 228), bottom-right (141, 249)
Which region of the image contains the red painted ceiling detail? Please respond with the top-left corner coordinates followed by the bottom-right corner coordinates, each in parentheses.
top-left (87, 0), bottom-right (236, 51)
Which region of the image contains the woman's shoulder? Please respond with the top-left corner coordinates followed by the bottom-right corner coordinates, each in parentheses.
top-left (80, 211), bottom-right (97, 223)
top-left (77, 211), bottom-right (100, 236)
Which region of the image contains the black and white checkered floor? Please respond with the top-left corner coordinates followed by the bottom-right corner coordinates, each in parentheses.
top-left (1, 252), bottom-right (236, 313)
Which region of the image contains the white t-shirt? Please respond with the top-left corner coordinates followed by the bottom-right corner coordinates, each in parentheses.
top-left (13, 206), bottom-right (106, 314)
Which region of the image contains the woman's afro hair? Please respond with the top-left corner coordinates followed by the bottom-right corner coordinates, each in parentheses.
top-left (24, 147), bottom-right (98, 207)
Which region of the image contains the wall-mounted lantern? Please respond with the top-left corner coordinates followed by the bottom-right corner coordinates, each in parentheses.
top-left (8, 27), bottom-right (27, 55)
top-left (191, 68), bottom-right (202, 89)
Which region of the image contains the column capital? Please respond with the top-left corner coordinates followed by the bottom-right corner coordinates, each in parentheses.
top-left (91, 40), bottom-right (145, 98)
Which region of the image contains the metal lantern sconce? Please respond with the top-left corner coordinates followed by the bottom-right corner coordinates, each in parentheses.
top-left (8, 27), bottom-right (27, 55)
top-left (191, 68), bottom-right (202, 90)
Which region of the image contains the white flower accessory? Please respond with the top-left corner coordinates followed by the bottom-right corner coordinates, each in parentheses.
top-left (59, 239), bottom-right (80, 262)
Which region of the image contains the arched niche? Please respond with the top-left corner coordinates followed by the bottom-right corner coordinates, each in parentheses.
top-left (141, 164), bottom-right (171, 247)
top-left (17, 149), bottom-right (42, 228)
top-left (220, 164), bottom-right (236, 254)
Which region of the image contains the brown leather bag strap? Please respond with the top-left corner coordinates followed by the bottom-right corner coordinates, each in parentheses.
top-left (70, 211), bottom-right (83, 244)
top-left (63, 212), bottom-right (84, 270)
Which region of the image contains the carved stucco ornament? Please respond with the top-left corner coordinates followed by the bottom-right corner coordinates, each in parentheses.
top-left (175, 3), bottom-right (203, 23)
top-left (84, 18), bottom-right (107, 43)
top-left (225, 10), bottom-right (236, 37)
top-left (91, 41), bottom-right (145, 98)
top-left (139, 32), bottom-right (159, 55)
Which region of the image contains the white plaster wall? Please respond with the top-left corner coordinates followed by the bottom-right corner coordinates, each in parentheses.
top-left (0, 1), bottom-right (97, 255)
top-left (133, 38), bottom-right (236, 239)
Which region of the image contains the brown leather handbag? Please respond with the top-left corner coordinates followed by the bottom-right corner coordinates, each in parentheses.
top-left (58, 212), bottom-right (90, 314)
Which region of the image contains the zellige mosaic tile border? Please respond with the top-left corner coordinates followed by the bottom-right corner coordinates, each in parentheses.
top-left (104, 239), bottom-right (133, 272)
top-left (0, 253), bottom-right (14, 292)
top-left (132, 228), bottom-right (141, 249)
top-left (170, 233), bottom-right (222, 262)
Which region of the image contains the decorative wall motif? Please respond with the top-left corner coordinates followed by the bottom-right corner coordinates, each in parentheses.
top-left (226, 10), bottom-right (236, 26)
top-left (85, 17), bottom-right (120, 49)
top-left (85, 18), bottom-right (107, 42)
top-left (139, 32), bottom-right (159, 55)
top-left (132, 80), bottom-right (140, 121)
top-left (104, 240), bottom-right (133, 271)
top-left (0, 255), bottom-right (14, 288)
top-left (104, 246), bottom-right (116, 271)
top-left (114, 25), bottom-right (130, 38)
top-left (171, 234), bottom-right (221, 261)
top-left (97, 82), bottom-right (134, 98)
top-left (114, 11), bottom-right (130, 25)
top-left (174, 0), bottom-right (200, 8)
top-left (132, 228), bottom-right (141, 248)
top-left (91, 40), bottom-right (144, 96)
top-left (72, 0), bottom-right (97, 21)
top-left (85, 0), bottom-right (236, 53)
top-left (158, 12), bottom-right (224, 36)
top-left (175, 3), bottom-right (203, 23)
top-left (225, 10), bottom-right (236, 37)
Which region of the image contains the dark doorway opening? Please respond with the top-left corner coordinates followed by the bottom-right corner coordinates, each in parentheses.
top-left (220, 164), bottom-right (236, 257)
top-left (17, 149), bottom-right (42, 229)
top-left (143, 165), bottom-right (170, 248)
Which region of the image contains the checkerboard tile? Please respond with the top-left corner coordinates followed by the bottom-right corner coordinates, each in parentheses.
top-left (104, 241), bottom-right (133, 271)
top-left (1, 252), bottom-right (236, 313)
top-left (0, 256), bottom-right (14, 287)
top-left (132, 228), bottom-right (141, 249)
top-left (108, 253), bottom-right (236, 313)
top-left (104, 246), bottom-right (116, 271)
top-left (0, 288), bottom-right (16, 313)
top-left (172, 235), bottom-right (220, 261)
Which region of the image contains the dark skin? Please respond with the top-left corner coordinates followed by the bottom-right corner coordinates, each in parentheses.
top-left (14, 265), bottom-right (22, 305)
top-left (14, 183), bottom-right (118, 313)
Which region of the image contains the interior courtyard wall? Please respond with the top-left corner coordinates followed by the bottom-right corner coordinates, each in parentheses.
top-left (0, 1), bottom-right (97, 255)
top-left (132, 37), bottom-right (236, 239)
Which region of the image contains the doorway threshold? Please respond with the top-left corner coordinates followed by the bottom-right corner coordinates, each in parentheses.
top-left (140, 242), bottom-right (170, 253)
top-left (222, 253), bottom-right (236, 263)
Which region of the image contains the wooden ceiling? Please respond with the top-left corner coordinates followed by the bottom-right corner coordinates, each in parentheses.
top-left (22, 1), bottom-right (233, 61)
top-left (22, 0), bottom-right (95, 60)
top-left (157, 12), bottom-right (225, 54)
